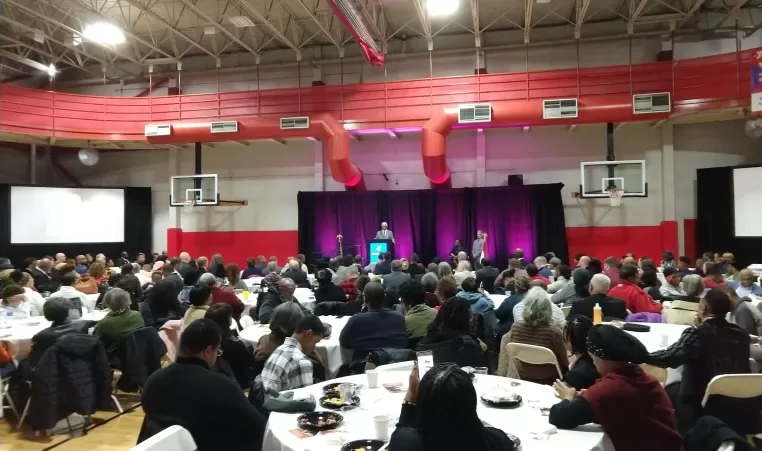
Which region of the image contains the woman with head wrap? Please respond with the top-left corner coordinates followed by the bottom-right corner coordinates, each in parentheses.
top-left (388, 362), bottom-right (517, 451)
top-left (550, 325), bottom-right (682, 451)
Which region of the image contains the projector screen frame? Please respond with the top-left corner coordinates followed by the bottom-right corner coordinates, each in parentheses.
top-left (9, 184), bottom-right (127, 245)
top-left (732, 163), bottom-right (762, 239)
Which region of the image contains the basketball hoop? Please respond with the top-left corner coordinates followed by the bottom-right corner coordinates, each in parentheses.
top-left (182, 200), bottom-right (195, 213)
top-left (607, 188), bottom-right (624, 207)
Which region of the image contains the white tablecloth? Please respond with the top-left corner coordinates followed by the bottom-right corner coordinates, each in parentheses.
top-left (239, 315), bottom-right (352, 378)
top-left (243, 274), bottom-right (316, 289)
top-left (489, 294), bottom-right (507, 310)
top-left (263, 373), bottom-right (609, 451)
top-left (619, 322), bottom-right (689, 353)
top-left (0, 311), bottom-right (108, 361)
top-left (238, 288), bottom-right (317, 318)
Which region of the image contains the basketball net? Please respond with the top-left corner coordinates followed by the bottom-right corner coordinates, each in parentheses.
top-left (182, 200), bottom-right (195, 213)
top-left (607, 188), bottom-right (624, 207)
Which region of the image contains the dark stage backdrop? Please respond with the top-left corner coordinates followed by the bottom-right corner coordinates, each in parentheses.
top-left (298, 184), bottom-right (568, 269)
top-left (0, 184), bottom-right (153, 267)
top-left (697, 167), bottom-right (762, 268)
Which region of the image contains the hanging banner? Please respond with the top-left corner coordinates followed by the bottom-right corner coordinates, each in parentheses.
top-left (751, 49), bottom-right (762, 113)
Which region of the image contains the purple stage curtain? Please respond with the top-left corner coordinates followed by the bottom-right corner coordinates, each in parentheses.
top-left (297, 184), bottom-right (568, 269)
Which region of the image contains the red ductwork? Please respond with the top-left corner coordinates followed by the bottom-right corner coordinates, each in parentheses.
top-left (421, 94), bottom-right (670, 186)
top-left (328, 0), bottom-right (384, 67)
top-left (146, 113), bottom-right (365, 190)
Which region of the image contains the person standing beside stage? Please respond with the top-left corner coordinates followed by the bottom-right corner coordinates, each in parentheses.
top-left (375, 222), bottom-right (395, 243)
top-left (471, 231), bottom-right (486, 270)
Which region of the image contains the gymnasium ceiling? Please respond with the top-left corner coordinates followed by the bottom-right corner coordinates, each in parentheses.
top-left (0, 0), bottom-right (759, 82)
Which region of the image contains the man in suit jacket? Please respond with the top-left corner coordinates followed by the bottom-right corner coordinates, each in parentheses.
top-left (471, 231), bottom-right (486, 269)
top-left (382, 260), bottom-right (411, 300)
top-left (282, 259), bottom-right (309, 288)
top-left (569, 273), bottom-right (628, 320)
top-left (32, 257), bottom-right (55, 292)
top-left (475, 258), bottom-right (500, 293)
top-left (373, 252), bottom-right (393, 276)
top-left (374, 222), bottom-right (395, 242)
top-left (163, 262), bottom-right (185, 297)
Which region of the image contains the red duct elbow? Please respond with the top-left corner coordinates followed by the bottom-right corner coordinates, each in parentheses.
top-left (328, 0), bottom-right (384, 67)
top-left (146, 113), bottom-right (364, 189)
top-left (420, 95), bottom-right (669, 186)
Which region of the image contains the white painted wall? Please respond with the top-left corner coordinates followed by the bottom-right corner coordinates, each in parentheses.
top-left (33, 119), bottom-right (755, 253)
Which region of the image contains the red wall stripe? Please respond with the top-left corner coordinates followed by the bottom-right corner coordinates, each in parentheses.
top-left (659, 221), bottom-right (679, 256)
top-left (168, 230), bottom-right (299, 267)
top-left (566, 225), bottom-right (667, 261)
top-left (684, 219), bottom-right (697, 260)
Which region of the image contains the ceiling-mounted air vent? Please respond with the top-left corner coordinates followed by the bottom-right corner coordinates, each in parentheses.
top-left (144, 124), bottom-right (171, 137)
top-left (458, 103), bottom-right (492, 124)
top-left (633, 93), bottom-right (671, 114)
top-left (280, 116), bottom-right (310, 130)
top-left (210, 121), bottom-right (238, 133)
top-left (543, 99), bottom-right (578, 119)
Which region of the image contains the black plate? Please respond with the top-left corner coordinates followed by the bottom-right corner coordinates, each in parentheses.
top-left (480, 393), bottom-right (523, 408)
top-left (340, 439), bottom-right (386, 451)
top-left (296, 411), bottom-right (343, 430)
top-left (322, 382), bottom-right (362, 396)
top-left (319, 395), bottom-right (361, 409)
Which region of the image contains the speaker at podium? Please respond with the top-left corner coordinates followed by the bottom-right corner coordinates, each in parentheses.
top-left (368, 239), bottom-right (395, 263)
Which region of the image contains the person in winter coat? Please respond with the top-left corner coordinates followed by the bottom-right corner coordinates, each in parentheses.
top-left (608, 265), bottom-right (662, 314)
top-left (455, 277), bottom-right (494, 315)
top-left (417, 297), bottom-right (487, 369)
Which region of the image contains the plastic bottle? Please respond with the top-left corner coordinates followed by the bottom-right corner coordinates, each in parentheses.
top-left (593, 303), bottom-right (602, 325)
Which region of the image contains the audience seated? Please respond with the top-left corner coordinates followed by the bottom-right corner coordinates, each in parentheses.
top-left (474, 258), bottom-right (499, 293)
top-left (608, 265), bottom-right (662, 314)
top-left (548, 264), bottom-right (571, 294)
top-left (569, 274), bottom-right (627, 321)
top-left (242, 257), bottom-right (263, 279)
top-left (8, 271), bottom-right (44, 317)
top-left (31, 257), bottom-right (55, 293)
top-left (551, 267), bottom-right (585, 305)
top-left (420, 273), bottom-right (440, 308)
top-left (383, 259), bottom-right (412, 300)
top-left (406, 253), bottom-right (426, 278)
top-left (561, 267), bottom-right (592, 307)
top-left (178, 269), bottom-right (201, 304)
top-left (373, 252), bottom-right (393, 275)
top-left (663, 274), bottom-right (702, 325)
top-left (204, 303), bottom-right (256, 388)
top-left (117, 263), bottom-right (143, 310)
top-left (452, 260), bottom-right (475, 287)
top-left (282, 259), bottom-right (309, 288)
top-left (74, 262), bottom-right (107, 294)
top-left (703, 261), bottom-right (726, 289)
top-left (333, 254), bottom-right (354, 284)
top-left (198, 273), bottom-right (245, 321)
top-left (400, 282), bottom-right (438, 347)
top-left (48, 272), bottom-right (93, 315)
top-left (338, 265), bottom-right (360, 302)
top-left (723, 286), bottom-right (762, 337)
top-left (182, 285), bottom-right (213, 330)
top-left (513, 286), bottom-right (566, 329)
top-left (258, 314), bottom-right (325, 393)
top-left (550, 325), bottom-right (682, 451)
top-left (256, 277), bottom-right (309, 324)
top-left (455, 277), bottom-right (494, 315)
top-left (526, 263), bottom-right (551, 285)
top-left (436, 261), bottom-right (454, 280)
top-left (94, 288), bottom-right (145, 353)
top-left (676, 255), bottom-right (693, 277)
top-left (561, 315), bottom-right (598, 390)
top-left (139, 320), bottom-right (265, 451)
top-left (27, 298), bottom-right (91, 366)
top-left (603, 257), bottom-right (621, 285)
top-left (646, 288), bottom-right (751, 431)
top-left (226, 263), bottom-right (247, 290)
top-left (162, 261), bottom-right (185, 297)
top-left (659, 267), bottom-right (685, 298)
top-left (314, 269), bottom-right (347, 304)
top-left (729, 268), bottom-right (762, 297)
top-left (499, 287), bottom-right (568, 383)
top-left (417, 298), bottom-right (487, 368)
top-left (339, 281), bottom-right (407, 363)
top-left (1, 285), bottom-right (30, 320)
top-left (389, 363), bottom-right (516, 451)
top-left (496, 276), bottom-right (530, 335)
top-left (141, 279), bottom-right (188, 329)
top-left (640, 269), bottom-right (664, 301)
top-left (587, 258), bottom-right (603, 275)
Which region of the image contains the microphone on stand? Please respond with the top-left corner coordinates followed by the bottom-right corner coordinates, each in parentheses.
top-left (337, 234), bottom-right (343, 257)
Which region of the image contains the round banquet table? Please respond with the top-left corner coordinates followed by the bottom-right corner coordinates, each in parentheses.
top-left (239, 315), bottom-right (351, 378)
top-left (239, 288), bottom-right (317, 318)
top-left (0, 311), bottom-right (108, 361)
top-left (263, 372), bottom-right (611, 451)
top-left (616, 322), bottom-right (689, 353)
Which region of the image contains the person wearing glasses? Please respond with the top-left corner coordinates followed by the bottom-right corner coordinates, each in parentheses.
top-left (139, 319), bottom-right (266, 450)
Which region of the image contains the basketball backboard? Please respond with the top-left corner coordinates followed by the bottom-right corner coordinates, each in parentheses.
top-left (580, 160), bottom-right (647, 198)
top-left (170, 174), bottom-right (219, 206)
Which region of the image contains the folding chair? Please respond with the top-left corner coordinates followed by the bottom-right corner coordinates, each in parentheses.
top-left (1, 375), bottom-right (19, 419)
top-left (505, 343), bottom-right (563, 380)
top-left (131, 425), bottom-right (197, 451)
top-left (701, 374), bottom-right (762, 408)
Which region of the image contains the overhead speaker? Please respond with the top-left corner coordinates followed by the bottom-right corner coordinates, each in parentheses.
top-left (78, 148), bottom-right (100, 166)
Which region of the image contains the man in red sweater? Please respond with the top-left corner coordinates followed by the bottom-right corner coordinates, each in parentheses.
top-left (526, 263), bottom-right (551, 286)
top-left (199, 272), bottom-right (245, 321)
top-left (608, 265), bottom-right (662, 314)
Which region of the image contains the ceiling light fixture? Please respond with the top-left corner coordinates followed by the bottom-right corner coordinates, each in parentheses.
top-left (47, 64), bottom-right (56, 77)
top-left (427, 0), bottom-right (459, 17)
top-left (229, 16), bottom-right (255, 28)
top-left (83, 22), bottom-right (125, 46)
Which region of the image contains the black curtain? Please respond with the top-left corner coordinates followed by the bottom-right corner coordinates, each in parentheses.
top-left (697, 167), bottom-right (762, 268)
top-left (297, 183), bottom-right (569, 268)
top-left (0, 185), bottom-right (153, 266)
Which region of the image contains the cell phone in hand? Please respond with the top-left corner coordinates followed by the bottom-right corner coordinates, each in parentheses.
top-left (416, 351), bottom-right (434, 379)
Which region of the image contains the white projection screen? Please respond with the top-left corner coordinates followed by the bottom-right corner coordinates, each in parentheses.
top-left (11, 186), bottom-right (125, 244)
top-left (734, 166), bottom-right (762, 237)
